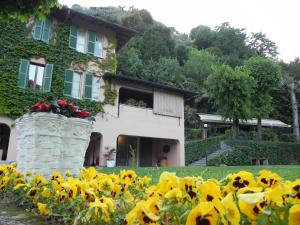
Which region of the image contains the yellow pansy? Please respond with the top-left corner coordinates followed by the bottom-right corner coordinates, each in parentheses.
top-left (289, 204), bottom-right (300, 225)
top-left (186, 202), bottom-right (219, 225)
top-left (37, 202), bottom-right (50, 216)
top-left (258, 170), bottom-right (282, 189)
top-left (221, 193), bottom-right (240, 225)
top-left (231, 171), bottom-right (256, 190)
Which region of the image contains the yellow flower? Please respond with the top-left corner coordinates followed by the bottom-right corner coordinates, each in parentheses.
top-left (258, 170), bottom-right (281, 189)
top-left (136, 201), bottom-right (160, 224)
top-left (165, 188), bottom-right (183, 200)
top-left (27, 187), bottom-right (39, 198)
top-left (199, 180), bottom-right (222, 202)
top-left (30, 175), bottom-right (47, 187)
top-left (65, 170), bottom-right (72, 177)
top-left (267, 183), bottom-right (290, 207)
top-left (99, 177), bottom-right (114, 192)
top-left (186, 202), bottom-right (219, 225)
top-left (238, 192), bottom-right (268, 221)
top-left (14, 183), bottom-right (26, 191)
top-left (37, 202), bottom-right (50, 216)
top-left (180, 177), bottom-right (198, 201)
top-left (221, 193), bottom-right (240, 225)
top-left (88, 198), bottom-right (112, 222)
top-left (288, 179), bottom-right (300, 204)
top-left (289, 204), bottom-right (300, 225)
top-left (124, 191), bottom-right (134, 202)
top-left (111, 184), bottom-right (121, 198)
top-left (51, 171), bottom-right (63, 183)
top-left (0, 176), bottom-right (9, 191)
top-left (61, 182), bottom-right (77, 199)
top-left (231, 171), bottom-right (256, 190)
top-left (41, 187), bottom-right (51, 198)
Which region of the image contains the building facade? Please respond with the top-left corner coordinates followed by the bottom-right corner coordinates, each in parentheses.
top-left (0, 8), bottom-right (194, 167)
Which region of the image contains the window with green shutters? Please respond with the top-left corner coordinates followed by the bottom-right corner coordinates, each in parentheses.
top-left (32, 18), bottom-right (51, 43)
top-left (64, 70), bottom-right (100, 101)
top-left (18, 58), bottom-right (53, 92)
top-left (88, 30), bottom-right (104, 58)
top-left (69, 25), bottom-right (77, 50)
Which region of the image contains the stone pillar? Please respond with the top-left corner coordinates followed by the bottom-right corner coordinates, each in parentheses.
top-left (15, 113), bottom-right (92, 177)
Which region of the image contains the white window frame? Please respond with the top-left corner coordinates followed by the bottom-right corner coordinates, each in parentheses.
top-left (76, 30), bottom-right (87, 53)
top-left (28, 62), bottom-right (45, 90)
top-left (71, 71), bottom-right (83, 99)
top-left (91, 75), bottom-right (101, 101)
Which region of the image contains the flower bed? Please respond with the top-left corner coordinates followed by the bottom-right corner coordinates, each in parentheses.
top-left (0, 163), bottom-right (299, 225)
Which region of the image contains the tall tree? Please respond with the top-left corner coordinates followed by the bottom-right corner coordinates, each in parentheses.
top-left (282, 58), bottom-right (300, 141)
top-left (190, 25), bottom-right (216, 50)
top-left (0, 0), bottom-right (60, 22)
top-left (244, 56), bottom-right (282, 140)
top-left (247, 32), bottom-right (279, 58)
top-left (183, 49), bottom-right (220, 93)
top-left (206, 65), bottom-right (255, 136)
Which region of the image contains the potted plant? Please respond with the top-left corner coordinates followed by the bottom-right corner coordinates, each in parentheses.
top-left (15, 99), bottom-right (93, 177)
top-left (104, 147), bottom-right (116, 167)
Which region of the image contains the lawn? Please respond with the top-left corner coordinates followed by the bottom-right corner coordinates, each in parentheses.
top-left (98, 165), bottom-right (300, 184)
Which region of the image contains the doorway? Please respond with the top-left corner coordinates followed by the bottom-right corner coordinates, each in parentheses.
top-left (0, 124), bottom-right (10, 161)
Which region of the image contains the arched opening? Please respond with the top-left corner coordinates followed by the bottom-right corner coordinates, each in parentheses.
top-left (0, 123), bottom-right (10, 161)
top-left (84, 132), bottom-right (102, 167)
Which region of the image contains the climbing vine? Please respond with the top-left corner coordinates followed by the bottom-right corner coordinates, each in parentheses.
top-left (0, 19), bottom-right (117, 118)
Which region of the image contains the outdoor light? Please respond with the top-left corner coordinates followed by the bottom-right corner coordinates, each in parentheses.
top-left (204, 123), bottom-right (208, 128)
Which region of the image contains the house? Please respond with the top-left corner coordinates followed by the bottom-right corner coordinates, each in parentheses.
top-left (0, 7), bottom-right (195, 167)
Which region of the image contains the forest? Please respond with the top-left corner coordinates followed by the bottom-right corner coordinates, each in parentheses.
top-left (72, 4), bottom-right (300, 141)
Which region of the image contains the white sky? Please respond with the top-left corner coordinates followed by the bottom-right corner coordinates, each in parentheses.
top-left (59, 0), bottom-right (300, 62)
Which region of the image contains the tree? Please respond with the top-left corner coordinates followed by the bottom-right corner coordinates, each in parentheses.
top-left (190, 25), bottom-right (216, 50)
top-left (183, 49), bottom-right (220, 93)
top-left (117, 47), bottom-right (143, 77)
top-left (244, 56), bottom-right (282, 140)
top-left (247, 32), bottom-right (278, 58)
top-left (282, 58), bottom-right (300, 141)
top-left (213, 22), bottom-right (252, 66)
top-left (206, 65), bottom-right (255, 136)
top-left (0, 0), bottom-right (60, 22)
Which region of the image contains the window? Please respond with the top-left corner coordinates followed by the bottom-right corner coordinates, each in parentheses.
top-left (119, 88), bottom-right (153, 108)
top-left (92, 76), bottom-right (101, 101)
top-left (32, 18), bottom-right (51, 43)
top-left (76, 31), bottom-right (86, 53)
top-left (71, 72), bottom-right (82, 99)
top-left (64, 69), bottom-right (100, 101)
top-left (28, 63), bottom-right (45, 90)
top-left (18, 59), bottom-right (53, 92)
top-left (69, 26), bottom-right (104, 58)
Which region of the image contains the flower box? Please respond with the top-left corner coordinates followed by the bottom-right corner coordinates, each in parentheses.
top-left (15, 112), bottom-right (92, 177)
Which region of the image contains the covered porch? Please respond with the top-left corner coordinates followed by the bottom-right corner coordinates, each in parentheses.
top-left (116, 135), bottom-right (179, 167)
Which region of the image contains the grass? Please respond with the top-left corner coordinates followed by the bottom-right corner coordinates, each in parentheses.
top-left (98, 165), bottom-right (300, 184)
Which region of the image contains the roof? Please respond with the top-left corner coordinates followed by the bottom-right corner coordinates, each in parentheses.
top-left (103, 73), bottom-right (198, 98)
top-left (51, 7), bottom-right (136, 50)
top-left (197, 113), bottom-right (291, 128)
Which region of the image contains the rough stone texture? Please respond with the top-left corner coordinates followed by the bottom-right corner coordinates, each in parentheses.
top-left (15, 113), bottom-right (92, 177)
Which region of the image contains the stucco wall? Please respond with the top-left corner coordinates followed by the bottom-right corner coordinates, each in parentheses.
top-left (94, 81), bottom-right (185, 166)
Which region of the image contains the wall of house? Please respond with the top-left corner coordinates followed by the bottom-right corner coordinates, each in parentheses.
top-left (0, 116), bottom-right (17, 161)
top-left (94, 81), bottom-right (185, 167)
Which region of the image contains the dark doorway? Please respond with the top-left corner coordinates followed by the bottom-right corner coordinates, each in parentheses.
top-left (84, 132), bottom-right (101, 166)
top-left (139, 137), bottom-right (153, 167)
top-left (116, 136), bottom-right (138, 166)
top-left (0, 124), bottom-right (10, 161)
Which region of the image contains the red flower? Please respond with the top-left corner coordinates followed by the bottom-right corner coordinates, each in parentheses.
top-left (57, 99), bottom-right (67, 108)
top-left (39, 102), bottom-right (51, 112)
top-left (31, 102), bottom-right (42, 110)
top-left (75, 111), bottom-right (90, 119)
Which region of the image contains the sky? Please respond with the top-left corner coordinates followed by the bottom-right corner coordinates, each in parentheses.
top-left (59, 0), bottom-right (300, 62)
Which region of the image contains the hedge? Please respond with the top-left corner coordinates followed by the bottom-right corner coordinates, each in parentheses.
top-left (185, 135), bottom-right (226, 165)
top-left (208, 140), bottom-right (300, 166)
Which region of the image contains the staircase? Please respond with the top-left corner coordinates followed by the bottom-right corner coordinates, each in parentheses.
top-left (189, 141), bottom-right (231, 167)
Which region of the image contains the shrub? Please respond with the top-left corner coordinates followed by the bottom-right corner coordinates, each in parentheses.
top-left (279, 133), bottom-right (297, 142)
top-left (185, 135), bottom-right (226, 165)
top-left (209, 141), bottom-right (300, 166)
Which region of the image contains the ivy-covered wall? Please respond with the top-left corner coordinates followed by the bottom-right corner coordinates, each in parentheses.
top-left (0, 19), bottom-right (117, 119)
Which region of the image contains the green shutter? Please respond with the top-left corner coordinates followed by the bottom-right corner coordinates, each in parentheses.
top-left (33, 19), bottom-right (43, 40)
top-left (69, 25), bottom-right (77, 49)
top-left (84, 73), bottom-right (93, 100)
top-left (87, 31), bottom-right (96, 55)
top-left (41, 18), bottom-right (51, 43)
top-left (42, 64), bottom-right (53, 92)
top-left (64, 69), bottom-right (73, 96)
top-left (18, 59), bottom-right (29, 88)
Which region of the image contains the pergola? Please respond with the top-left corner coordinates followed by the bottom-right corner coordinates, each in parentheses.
top-left (197, 113), bottom-right (291, 138)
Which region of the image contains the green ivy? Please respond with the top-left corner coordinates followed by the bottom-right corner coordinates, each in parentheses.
top-left (103, 83), bottom-right (117, 105)
top-left (0, 20), bottom-right (117, 119)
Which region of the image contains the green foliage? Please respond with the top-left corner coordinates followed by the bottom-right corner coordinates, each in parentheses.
top-left (104, 84), bottom-right (117, 105)
top-left (183, 49), bottom-right (220, 91)
top-left (117, 47), bottom-right (143, 77)
top-left (206, 65), bottom-right (255, 122)
top-left (129, 145), bottom-right (137, 168)
top-left (0, 20), bottom-right (115, 118)
top-left (278, 133), bottom-right (297, 142)
top-left (244, 56), bottom-right (282, 119)
top-left (124, 99), bottom-right (148, 108)
top-left (185, 135), bottom-right (226, 165)
top-left (209, 141), bottom-right (300, 166)
top-left (190, 25), bottom-right (216, 50)
top-left (0, 0), bottom-right (60, 22)
top-left (247, 32), bottom-right (279, 58)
